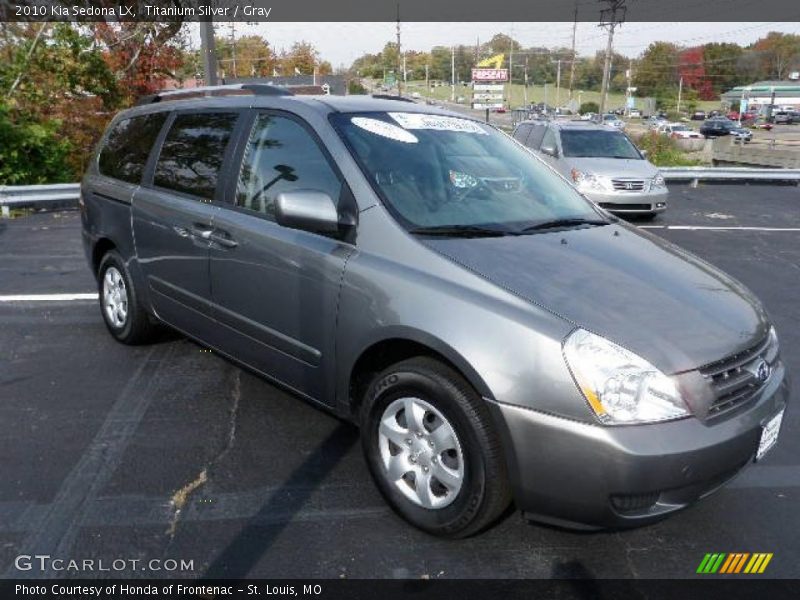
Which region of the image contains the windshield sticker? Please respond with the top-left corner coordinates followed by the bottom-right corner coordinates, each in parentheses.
top-left (389, 113), bottom-right (489, 135)
top-left (351, 117), bottom-right (419, 143)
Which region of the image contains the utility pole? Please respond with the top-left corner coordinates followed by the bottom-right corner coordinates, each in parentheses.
top-left (677, 76), bottom-right (683, 114)
top-left (200, 21), bottom-right (217, 87)
top-left (598, 0), bottom-right (626, 114)
top-left (568, 2), bottom-right (578, 99)
top-left (508, 24), bottom-right (514, 109)
top-left (556, 59), bottom-right (562, 108)
top-left (425, 64), bottom-right (429, 93)
top-left (624, 59), bottom-right (632, 116)
top-left (451, 45), bottom-right (456, 102)
top-left (524, 55), bottom-right (529, 106)
top-left (396, 3), bottom-right (402, 96)
top-left (229, 23), bottom-right (237, 79)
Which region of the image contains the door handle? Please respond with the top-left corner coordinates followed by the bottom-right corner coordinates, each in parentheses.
top-left (209, 233), bottom-right (238, 249)
top-left (189, 227), bottom-right (213, 240)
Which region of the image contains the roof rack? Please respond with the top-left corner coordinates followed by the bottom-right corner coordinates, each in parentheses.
top-left (136, 84), bottom-right (293, 106)
top-left (371, 94), bottom-right (416, 103)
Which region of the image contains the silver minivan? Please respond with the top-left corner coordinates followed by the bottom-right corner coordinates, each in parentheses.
top-left (81, 86), bottom-right (788, 537)
top-left (513, 120), bottom-right (668, 218)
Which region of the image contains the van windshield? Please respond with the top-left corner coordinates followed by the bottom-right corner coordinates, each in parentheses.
top-left (560, 129), bottom-right (642, 159)
top-left (331, 112), bottom-right (605, 233)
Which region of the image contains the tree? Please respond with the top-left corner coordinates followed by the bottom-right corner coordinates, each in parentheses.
top-left (702, 43), bottom-right (745, 95)
top-left (92, 22), bottom-right (187, 101)
top-left (752, 32), bottom-right (800, 80)
top-left (280, 41), bottom-right (321, 76)
top-left (634, 42), bottom-right (680, 98)
top-left (216, 34), bottom-right (276, 78)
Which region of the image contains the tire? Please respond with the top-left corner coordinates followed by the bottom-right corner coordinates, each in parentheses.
top-left (360, 357), bottom-right (512, 538)
top-left (97, 250), bottom-right (158, 345)
top-left (639, 212), bottom-right (659, 222)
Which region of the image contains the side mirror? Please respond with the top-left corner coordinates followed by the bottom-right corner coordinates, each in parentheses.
top-left (641, 149), bottom-right (649, 158)
top-left (275, 190), bottom-right (340, 234)
top-left (540, 143), bottom-right (558, 157)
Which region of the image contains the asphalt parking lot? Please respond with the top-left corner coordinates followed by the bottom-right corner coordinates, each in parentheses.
top-left (1, 183), bottom-right (799, 580)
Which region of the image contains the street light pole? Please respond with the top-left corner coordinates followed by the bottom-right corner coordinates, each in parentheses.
top-left (200, 21), bottom-right (218, 87)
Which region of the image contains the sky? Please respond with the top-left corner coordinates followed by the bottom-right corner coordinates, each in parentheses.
top-left (190, 21), bottom-right (800, 70)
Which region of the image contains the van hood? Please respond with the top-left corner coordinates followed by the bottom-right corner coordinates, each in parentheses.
top-left (564, 156), bottom-right (658, 179)
top-left (423, 224), bottom-right (769, 374)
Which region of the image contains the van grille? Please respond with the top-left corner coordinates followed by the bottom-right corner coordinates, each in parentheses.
top-left (611, 178), bottom-right (646, 192)
top-left (699, 334), bottom-right (774, 419)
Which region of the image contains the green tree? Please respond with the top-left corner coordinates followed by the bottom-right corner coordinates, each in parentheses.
top-left (752, 32), bottom-right (800, 80)
top-left (634, 42), bottom-right (680, 98)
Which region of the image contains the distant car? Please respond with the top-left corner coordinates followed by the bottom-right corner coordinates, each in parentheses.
top-left (646, 116), bottom-right (668, 130)
top-left (658, 123), bottom-right (702, 140)
top-left (628, 109), bottom-right (642, 118)
top-left (691, 111), bottom-right (706, 121)
top-left (700, 119), bottom-right (752, 142)
top-left (592, 113), bottom-right (626, 130)
top-left (771, 111), bottom-right (794, 125)
top-left (512, 120), bottom-right (667, 218)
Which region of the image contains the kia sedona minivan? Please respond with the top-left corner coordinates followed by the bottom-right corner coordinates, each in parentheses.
top-left (81, 85), bottom-right (789, 537)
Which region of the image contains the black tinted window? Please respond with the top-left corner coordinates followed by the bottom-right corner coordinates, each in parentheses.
top-left (236, 114), bottom-right (341, 219)
top-left (98, 113), bottom-right (167, 184)
top-left (154, 112), bottom-right (238, 200)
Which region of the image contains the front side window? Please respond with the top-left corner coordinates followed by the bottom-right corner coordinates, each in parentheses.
top-left (332, 112), bottom-right (603, 232)
top-left (236, 114), bottom-right (341, 219)
top-left (98, 112), bottom-right (167, 184)
top-left (153, 112), bottom-right (238, 200)
top-left (560, 130), bottom-right (641, 159)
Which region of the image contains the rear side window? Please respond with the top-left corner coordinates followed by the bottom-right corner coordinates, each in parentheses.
top-left (236, 114), bottom-right (341, 220)
top-left (154, 112), bottom-right (238, 200)
top-left (98, 113), bottom-right (167, 184)
top-left (527, 125), bottom-right (546, 149)
top-left (512, 123), bottom-right (532, 144)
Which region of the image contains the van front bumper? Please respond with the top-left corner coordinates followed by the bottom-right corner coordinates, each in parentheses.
top-left (584, 188), bottom-right (669, 215)
top-left (486, 361), bottom-right (789, 530)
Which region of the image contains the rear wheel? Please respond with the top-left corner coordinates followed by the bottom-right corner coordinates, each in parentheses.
top-left (98, 250), bottom-right (157, 344)
top-left (360, 357), bottom-right (511, 538)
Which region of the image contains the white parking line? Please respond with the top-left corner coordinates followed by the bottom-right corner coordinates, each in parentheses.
top-left (641, 225), bottom-right (800, 231)
top-left (0, 293), bottom-right (97, 302)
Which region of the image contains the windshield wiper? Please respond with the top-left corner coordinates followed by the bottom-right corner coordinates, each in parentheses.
top-left (408, 225), bottom-right (515, 238)
top-left (518, 218), bottom-right (608, 233)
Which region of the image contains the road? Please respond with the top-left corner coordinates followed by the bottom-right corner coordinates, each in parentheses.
top-left (1, 184), bottom-right (798, 579)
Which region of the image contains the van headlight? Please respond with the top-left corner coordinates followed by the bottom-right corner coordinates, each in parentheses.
top-left (563, 329), bottom-right (690, 425)
top-left (652, 173), bottom-right (666, 188)
top-left (571, 169), bottom-right (609, 192)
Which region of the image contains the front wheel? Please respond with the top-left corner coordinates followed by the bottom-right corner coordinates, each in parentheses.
top-left (360, 357), bottom-right (511, 538)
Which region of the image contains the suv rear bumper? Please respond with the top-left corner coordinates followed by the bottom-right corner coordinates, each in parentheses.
top-left (486, 361), bottom-right (789, 530)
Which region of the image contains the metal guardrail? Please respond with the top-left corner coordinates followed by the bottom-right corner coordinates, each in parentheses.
top-left (660, 167), bottom-right (800, 185)
top-left (1, 168), bottom-right (799, 215)
top-left (0, 183), bottom-right (80, 213)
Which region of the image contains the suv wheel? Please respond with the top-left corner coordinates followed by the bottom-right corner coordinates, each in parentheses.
top-left (98, 250), bottom-right (157, 344)
top-left (360, 357), bottom-right (511, 537)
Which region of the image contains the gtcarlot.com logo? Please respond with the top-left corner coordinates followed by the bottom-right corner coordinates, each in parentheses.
top-left (697, 553), bottom-right (773, 574)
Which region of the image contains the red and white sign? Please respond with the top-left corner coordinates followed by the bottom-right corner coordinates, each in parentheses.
top-left (471, 68), bottom-right (508, 82)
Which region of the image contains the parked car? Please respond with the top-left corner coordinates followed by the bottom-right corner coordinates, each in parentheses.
top-left (646, 116), bottom-right (668, 130)
top-left (628, 108), bottom-right (642, 118)
top-left (82, 85), bottom-right (789, 536)
top-left (591, 113), bottom-right (626, 130)
top-left (513, 120), bottom-right (667, 218)
top-left (699, 118), bottom-right (752, 142)
top-left (771, 111), bottom-right (794, 125)
top-left (691, 110), bottom-right (706, 120)
top-left (657, 122), bottom-right (702, 140)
